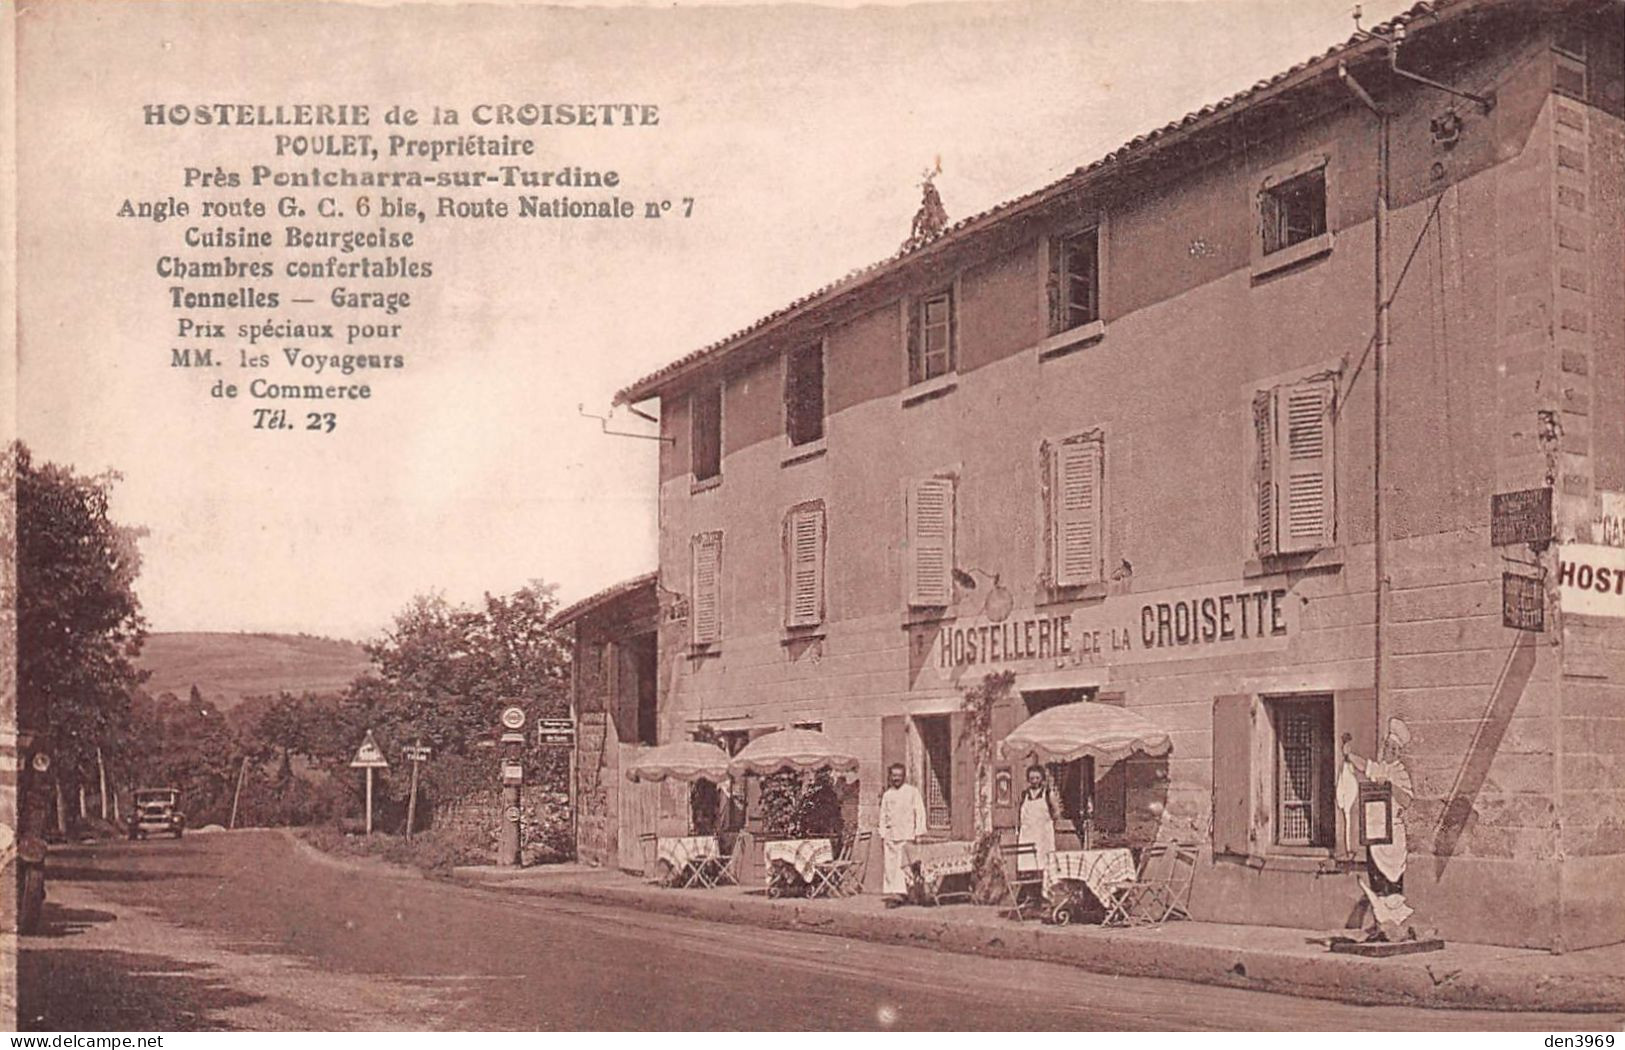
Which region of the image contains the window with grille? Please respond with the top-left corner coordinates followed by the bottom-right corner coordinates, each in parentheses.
top-left (1269, 696), bottom-right (1333, 848)
top-left (907, 288), bottom-right (956, 385)
top-left (692, 384), bottom-right (722, 482)
top-left (919, 716), bottom-right (953, 831)
top-left (1254, 378), bottom-right (1336, 556)
top-left (1049, 228), bottom-right (1100, 334)
top-left (1260, 168), bottom-right (1327, 256)
top-left (785, 343), bottom-right (825, 447)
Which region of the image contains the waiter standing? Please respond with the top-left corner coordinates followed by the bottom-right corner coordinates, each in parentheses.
top-left (877, 762), bottom-right (927, 906)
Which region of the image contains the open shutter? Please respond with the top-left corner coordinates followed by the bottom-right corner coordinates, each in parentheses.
top-left (1046, 236), bottom-right (1065, 334)
top-left (1053, 438), bottom-right (1103, 587)
top-left (949, 711), bottom-right (974, 839)
top-left (785, 506), bottom-right (825, 628)
top-left (1333, 687), bottom-right (1377, 859)
top-left (691, 532), bottom-right (723, 645)
top-left (1211, 694), bottom-right (1255, 857)
top-left (908, 477), bottom-right (954, 607)
top-left (906, 301), bottom-right (923, 385)
top-left (1253, 390), bottom-right (1277, 557)
top-left (1279, 380), bottom-right (1335, 552)
top-left (991, 699), bottom-right (1024, 833)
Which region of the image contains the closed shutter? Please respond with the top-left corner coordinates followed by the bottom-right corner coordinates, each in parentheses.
top-left (785, 506), bottom-right (825, 628)
top-left (691, 532), bottom-right (723, 645)
top-left (1333, 688), bottom-right (1377, 859)
top-left (1279, 380), bottom-right (1335, 552)
top-left (1211, 694), bottom-right (1255, 857)
top-left (949, 711), bottom-right (974, 839)
top-left (908, 477), bottom-right (954, 607)
top-left (1053, 438), bottom-right (1103, 587)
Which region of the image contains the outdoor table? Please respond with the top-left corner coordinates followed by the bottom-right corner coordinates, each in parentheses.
top-left (1044, 847), bottom-right (1135, 922)
top-left (655, 835), bottom-right (720, 888)
top-left (901, 839), bottom-right (977, 905)
top-left (763, 838), bottom-right (833, 896)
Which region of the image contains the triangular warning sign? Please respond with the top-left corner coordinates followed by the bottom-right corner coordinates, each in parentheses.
top-left (350, 729), bottom-right (390, 769)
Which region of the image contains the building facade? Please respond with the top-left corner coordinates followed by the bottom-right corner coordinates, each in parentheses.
top-left (614, 0), bottom-right (1625, 950)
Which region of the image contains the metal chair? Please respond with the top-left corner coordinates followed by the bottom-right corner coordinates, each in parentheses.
top-left (811, 830), bottom-right (871, 898)
top-left (1102, 839), bottom-right (1199, 926)
top-left (639, 832), bottom-right (675, 887)
top-left (698, 833), bottom-right (742, 888)
top-left (998, 842), bottom-right (1046, 921)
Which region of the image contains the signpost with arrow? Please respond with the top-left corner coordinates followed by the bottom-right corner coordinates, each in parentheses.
top-left (349, 729), bottom-right (390, 836)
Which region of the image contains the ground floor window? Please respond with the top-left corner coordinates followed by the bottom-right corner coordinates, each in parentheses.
top-left (1266, 695), bottom-right (1334, 848)
top-left (918, 715), bottom-right (953, 832)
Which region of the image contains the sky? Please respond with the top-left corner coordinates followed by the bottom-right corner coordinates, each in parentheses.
top-left (14, 0), bottom-right (1416, 641)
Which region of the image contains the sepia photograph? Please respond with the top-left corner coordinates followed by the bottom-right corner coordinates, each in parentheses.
top-left (3, 0), bottom-right (1624, 1034)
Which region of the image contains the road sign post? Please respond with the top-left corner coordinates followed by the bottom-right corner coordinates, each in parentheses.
top-left (349, 729), bottom-right (391, 836)
top-left (498, 706), bottom-right (526, 867)
top-left (403, 741), bottom-right (431, 842)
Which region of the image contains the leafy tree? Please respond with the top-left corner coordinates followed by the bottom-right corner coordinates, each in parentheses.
top-left (14, 442), bottom-right (147, 830)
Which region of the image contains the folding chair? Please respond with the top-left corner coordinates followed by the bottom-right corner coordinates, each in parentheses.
top-left (998, 842), bottom-right (1046, 921)
top-left (700, 832), bottom-right (742, 888)
top-left (639, 832), bottom-right (673, 886)
top-left (1102, 839), bottom-right (1199, 926)
top-left (811, 831), bottom-right (871, 898)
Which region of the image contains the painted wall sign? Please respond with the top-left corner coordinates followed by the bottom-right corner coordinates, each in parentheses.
top-left (1595, 491), bottom-right (1625, 549)
top-left (936, 611), bottom-right (1074, 669)
top-left (1490, 487), bottom-right (1553, 547)
top-left (1072, 581), bottom-right (1296, 667)
top-left (1556, 544), bottom-right (1625, 618)
top-left (1502, 572), bottom-right (1545, 632)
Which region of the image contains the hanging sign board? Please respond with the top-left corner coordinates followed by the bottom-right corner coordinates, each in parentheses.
top-left (502, 761), bottom-right (524, 783)
top-left (349, 729), bottom-right (390, 769)
top-left (537, 718), bottom-right (575, 746)
top-left (1556, 543), bottom-right (1625, 618)
top-left (1502, 573), bottom-right (1545, 632)
top-left (1490, 488), bottom-right (1552, 547)
top-left (402, 745), bottom-right (431, 762)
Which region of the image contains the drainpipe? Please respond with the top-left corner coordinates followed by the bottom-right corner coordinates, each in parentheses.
top-left (1340, 61), bottom-right (1389, 739)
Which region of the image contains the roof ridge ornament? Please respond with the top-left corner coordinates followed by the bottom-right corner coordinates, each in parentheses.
top-left (902, 156), bottom-right (948, 253)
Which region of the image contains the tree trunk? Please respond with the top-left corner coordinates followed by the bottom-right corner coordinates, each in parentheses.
top-left (97, 747), bottom-right (109, 819)
top-left (53, 773), bottom-right (68, 836)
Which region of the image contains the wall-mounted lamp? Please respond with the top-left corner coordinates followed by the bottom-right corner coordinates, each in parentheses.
top-left (951, 567), bottom-right (1014, 623)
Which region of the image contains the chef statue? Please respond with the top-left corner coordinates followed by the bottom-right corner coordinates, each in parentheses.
top-left (1340, 717), bottom-right (1436, 943)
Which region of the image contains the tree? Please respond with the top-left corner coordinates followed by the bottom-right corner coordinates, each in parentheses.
top-left (14, 443), bottom-right (147, 830)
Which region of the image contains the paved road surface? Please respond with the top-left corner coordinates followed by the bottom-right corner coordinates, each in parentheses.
top-left (17, 830), bottom-right (1623, 1031)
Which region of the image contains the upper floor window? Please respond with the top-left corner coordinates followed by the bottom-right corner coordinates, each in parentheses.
top-left (906, 476), bottom-right (956, 608)
top-left (692, 384), bottom-right (722, 483)
top-left (907, 288), bottom-right (956, 386)
top-left (783, 502), bottom-right (826, 629)
top-left (784, 343), bottom-right (825, 447)
top-left (1254, 378), bottom-right (1336, 556)
top-left (1048, 228), bottom-right (1100, 334)
top-left (1047, 432), bottom-right (1104, 588)
top-left (1260, 168), bottom-right (1327, 256)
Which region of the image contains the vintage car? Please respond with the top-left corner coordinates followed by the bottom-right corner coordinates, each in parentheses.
top-left (128, 788), bottom-right (186, 839)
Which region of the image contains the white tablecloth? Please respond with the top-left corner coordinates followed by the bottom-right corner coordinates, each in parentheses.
top-left (902, 840), bottom-right (977, 882)
top-left (1045, 847), bottom-right (1135, 902)
top-left (763, 838), bottom-right (833, 880)
top-left (657, 835), bottom-right (719, 872)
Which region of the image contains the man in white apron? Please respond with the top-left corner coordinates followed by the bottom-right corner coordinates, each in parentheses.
top-left (877, 763), bottom-right (926, 904)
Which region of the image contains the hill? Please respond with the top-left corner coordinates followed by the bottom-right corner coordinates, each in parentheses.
top-left (139, 632), bottom-right (373, 709)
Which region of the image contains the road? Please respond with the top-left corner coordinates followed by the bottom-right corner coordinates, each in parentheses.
top-left (16, 830), bottom-right (1622, 1031)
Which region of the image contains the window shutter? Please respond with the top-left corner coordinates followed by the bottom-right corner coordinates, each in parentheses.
top-left (1253, 390), bottom-right (1277, 557)
top-left (1333, 688), bottom-right (1377, 859)
top-left (785, 506), bottom-right (825, 628)
top-left (1211, 693), bottom-right (1255, 857)
top-left (1053, 438), bottom-right (1103, 587)
top-left (691, 532), bottom-right (722, 645)
top-left (908, 477), bottom-right (954, 606)
top-left (1046, 237), bottom-right (1065, 334)
top-left (1279, 380), bottom-right (1335, 552)
top-left (906, 301), bottom-right (923, 385)
top-left (949, 711), bottom-right (974, 839)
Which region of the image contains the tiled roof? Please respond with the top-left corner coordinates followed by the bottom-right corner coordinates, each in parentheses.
top-left (549, 571), bottom-right (658, 631)
top-left (614, 0), bottom-right (1497, 405)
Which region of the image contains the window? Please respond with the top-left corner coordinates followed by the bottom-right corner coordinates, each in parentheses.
top-left (918, 715), bottom-right (953, 832)
top-left (1048, 433), bottom-right (1104, 588)
top-left (906, 476), bottom-right (955, 608)
top-left (1267, 697), bottom-right (1334, 848)
top-left (784, 343), bottom-right (825, 447)
top-left (691, 384), bottom-right (722, 482)
top-left (1260, 167), bottom-right (1327, 257)
top-left (691, 531), bottom-right (723, 646)
top-left (1048, 228), bottom-right (1100, 333)
top-left (792, 721), bottom-right (823, 732)
top-left (907, 288), bottom-right (956, 385)
top-left (1254, 378), bottom-right (1335, 556)
top-left (783, 503), bottom-right (826, 629)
